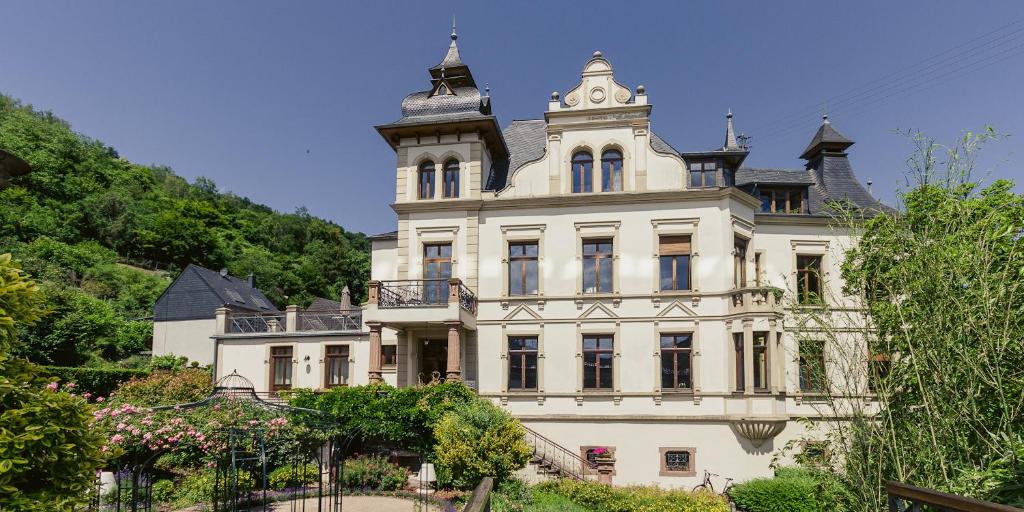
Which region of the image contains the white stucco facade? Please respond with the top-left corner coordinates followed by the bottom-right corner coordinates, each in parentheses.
top-left (152, 318), bottom-right (217, 366)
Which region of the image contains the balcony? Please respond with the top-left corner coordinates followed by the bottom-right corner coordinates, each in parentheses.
top-left (364, 278), bottom-right (477, 329)
top-left (223, 309), bottom-right (363, 335)
top-left (728, 286), bottom-right (783, 315)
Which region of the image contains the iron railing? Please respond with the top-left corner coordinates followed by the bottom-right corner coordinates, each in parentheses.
top-left (377, 279), bottom-right (477, 314)
top-left (229, 314), bottom-right (287, 333)
top-left (297, 310), bottom-right (362, 331)
top-left (522, 425), bottom-right (596, 481)
top-left (886, 481), bottom-right (1021, 511)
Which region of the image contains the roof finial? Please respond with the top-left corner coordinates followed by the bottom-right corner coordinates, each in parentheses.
top-left (451, 15), bottom-right (457, 40)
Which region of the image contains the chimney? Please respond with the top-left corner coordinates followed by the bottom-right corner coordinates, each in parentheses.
top-left (247, 273), bottom-right (255, 288)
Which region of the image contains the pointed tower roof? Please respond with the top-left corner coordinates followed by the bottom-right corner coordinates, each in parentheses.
top-left (429, 24), bottom-right (476, 88)
top-left (723, 110), bottom-right (739, 150)
top-left (800, 114), bottom-right (854, 160)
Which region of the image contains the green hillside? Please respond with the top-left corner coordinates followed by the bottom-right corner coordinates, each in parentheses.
top-left (0, 94), bottom-right (370, 367)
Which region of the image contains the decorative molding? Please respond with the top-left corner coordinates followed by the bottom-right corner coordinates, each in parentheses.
top-left (731, 419), bottom-right (787, 448)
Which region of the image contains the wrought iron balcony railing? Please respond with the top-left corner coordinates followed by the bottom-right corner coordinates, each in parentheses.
top-left (228, 313), bottom-right (287, 333)
top-left (371, 278), bottom-right (477, 314)
top-left (296, 310), bottom-right (362, 331)
top-left (225, 309), bottom-right (363, 334)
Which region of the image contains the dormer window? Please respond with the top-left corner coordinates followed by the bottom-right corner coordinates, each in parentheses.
top-left (601, 149), bottom-right (623, 192)
top-left (442, 159), bottom-right (460, 198)
top-left (571, 151), bottom-right (594, 193)
top-left (759, 187), bottom-right (807, 214)
top-left (418, 161), bottom-right (435, 199)
top-left (434, 82), bottom-right (453, 96)
top-left (689, 160), bottom-right (719, 188)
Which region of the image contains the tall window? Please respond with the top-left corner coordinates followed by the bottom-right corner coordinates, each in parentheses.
top-left (508, 242), bottom-right (539, 296)
top-left (583, 335), bottom-right (614, 389)
top-left (271, 346), bottom-right (293, 392)
top-left (754, 253), bottom-right (763, 287)
top-left (868, 354), bottom-right (891, 393)
top-left (381, 345), bottom-right (397, 368)
top-left (423, 243), bottom-right (452, 304)
top-left (582, 239), bottom-right (613, 294)
top-left (734, 237), bottom-right (748, 288)
top-left (797, 255), bottom-right (823, 304)
top-left (753, 332), bottom-right (769, 391)
top-left (508, 336), bottom-right (539, 390)
top-left (760, 188), bottom-right (806, 214)
top-left (324, 345), bottom-right (349, 388)
top-left (571, 151), bottom-right (593, 193)
top-left (601, 149), bottom-right (623, 192)
top-left (659, 235), bottom-right (691, 291)
top-left (418, 161), bottom-right (435, 199)
top-left (660, 333), bottom-right (693, 390)
top-left (689, 160), bottom-right (718, 188)
top-left (733, 333), bottom-right (744, 391)
top-left (442, 159), bottom-right (460, 198)
top-left (799, 341), bottom-right (826, 392)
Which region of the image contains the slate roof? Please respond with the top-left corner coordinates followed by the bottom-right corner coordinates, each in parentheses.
top-left (369, 230), bottom-right (398, 241)
top-left (394, 87), bottom-right (489, 126)
top-left (307, 297), bottom-right (342, 311)
top-left (736, 168), bottom-right (815, 186)
top-left (153, 264), bottom-right (279, 322)
top-left (800, 117), bottom-right (854, 160)
top-left (650, 132), bottom-right (680, 155)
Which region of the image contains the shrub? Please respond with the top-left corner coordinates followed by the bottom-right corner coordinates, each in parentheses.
top-left (727, 467), bottom-right (853, 512)
top-left (108, 368), bottom-right (211, 406)
top-left (535, 479), bottom-right (729, 512)
top-left (150, 479), bottom-right (175, 503)
top-left (148, 354), bottom-right (188, 371)
top-left (268, 463), bottom-right (320, 490)
top-left (433, 400), bottom-right (531, 490)
top-left (41, 365), bottom-right (149, 397)
top-left (340, 455), bottom-right (408, 491)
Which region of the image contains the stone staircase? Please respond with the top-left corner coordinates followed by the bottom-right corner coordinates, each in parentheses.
top-left (521, 426), bottom-right (596, 482)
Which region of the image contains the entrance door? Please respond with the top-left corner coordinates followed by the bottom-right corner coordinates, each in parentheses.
top-left (419, 339), bottom-right (448, 383)
top-left (422, 243), bottom-right (452, 304)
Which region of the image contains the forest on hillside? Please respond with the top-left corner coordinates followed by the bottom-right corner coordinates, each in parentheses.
top-left (0, 94), bottom-right (370, 368)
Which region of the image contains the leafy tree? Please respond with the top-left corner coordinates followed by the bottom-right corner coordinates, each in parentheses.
top-left (433, 400), bottom-right (532, 489)
top-left (0, 254), bottom-right (107, 510)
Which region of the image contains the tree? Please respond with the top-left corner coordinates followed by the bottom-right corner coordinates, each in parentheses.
top-left (0, 253), bottom-right (107, 511)
top-left (786, 128), bottom-right (1024, 509)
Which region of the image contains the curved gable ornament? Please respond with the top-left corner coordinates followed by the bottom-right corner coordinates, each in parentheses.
top-left (730, 418), bottom-right (787, 448)
top-left (557, 51), bottom-right (634, 111)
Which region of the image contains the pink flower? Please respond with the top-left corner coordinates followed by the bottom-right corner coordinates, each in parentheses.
top-left (83, 392), bottom-right (92, 399)
top-left (96, 397), bottom-right (105, 403)
top-left (46, 382), bottom-right (59, 391)
top-left (65, 382), bottom-right (76, 389)
top-left (110, 434), bottom-right (125, 444)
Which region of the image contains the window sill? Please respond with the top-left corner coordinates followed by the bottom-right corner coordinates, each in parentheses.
top-left (659, 470), bottom-right (697, 478)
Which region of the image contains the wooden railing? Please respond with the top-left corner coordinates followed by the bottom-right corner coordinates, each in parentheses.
top-left (464, 477), bottom-right (494, 512)
top-left (523, 425), bottom-right (596, 481)
top-left (886, 481), bottom-right (1022, 511)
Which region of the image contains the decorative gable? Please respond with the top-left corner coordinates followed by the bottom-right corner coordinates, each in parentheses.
top-left (560, 51), bottom-right (635, 111)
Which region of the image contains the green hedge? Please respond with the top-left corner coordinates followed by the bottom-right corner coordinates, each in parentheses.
top-left (727, 467), bottom-right (854, 512)
top-left (41, 366), bottom-right (149, 397)
top-left (535, 479), bottom-right (729, 512)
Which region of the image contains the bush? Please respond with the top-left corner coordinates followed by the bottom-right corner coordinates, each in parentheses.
top-left (41, 365), bottom-right (149, 397)
top-left (268, 463), bottom-right (320, 490)
top-left (535, 479), bottom-right (729, 512)
top-left (151, 479), bottom-right (175, 503)
top-left (433, 400), bottom-right (532, 490)
top-left (340, 455), bottom-right (408, 492)
top-left (491, 479), bottom-right (590, 512)
top-left (108, 368), bottom-right (211, 406)
top-left (148, 354), bottom-right (188, 371)
top-left (727, 467), bottom-right (853, 512)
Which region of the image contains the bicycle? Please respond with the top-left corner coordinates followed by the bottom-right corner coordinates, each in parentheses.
top-left (692, 470), bottom-right (734, 495)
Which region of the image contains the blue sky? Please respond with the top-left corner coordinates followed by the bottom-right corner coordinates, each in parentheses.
top-left (2, 1), bottom-right (1023, 235)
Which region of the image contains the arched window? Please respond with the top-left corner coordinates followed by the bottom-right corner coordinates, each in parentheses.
top-left (442, 159), bottom-right (460, 198)
top-left (601, 149), bottom-right (623, 192)
top-left (571, 151), bottom-right (593, 193)
top-left (417, 161), bottom-right (435, 199)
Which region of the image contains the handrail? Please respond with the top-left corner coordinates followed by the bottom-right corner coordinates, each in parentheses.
top-left (375, 279), bottom-right (477, 314)
top-left (228, 313), bottom-right (287, 333)
top-left (886, 481), bottom-right (1022, 512)
top-left (464, 477), bottom-right (493, 512)
top-left (522, 425), bottom-right (596, 481)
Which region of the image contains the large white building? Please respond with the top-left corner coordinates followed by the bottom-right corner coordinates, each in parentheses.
top-left (206, 32), bottom-right (885, 487)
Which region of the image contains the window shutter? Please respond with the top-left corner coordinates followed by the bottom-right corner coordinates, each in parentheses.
top-left (659, 235), bottom-right (691, 255)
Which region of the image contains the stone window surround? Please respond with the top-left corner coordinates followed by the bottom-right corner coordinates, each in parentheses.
top-left (575, 221), bottom-right (621, 306)
top-left (412, 226), bottom-right (460, 280)
top-left (653, 327), bottom-right (700, 396)
top-left (499, 224), bottom-right (547, 306)
top-left (580, 445), bottom-right (616, 476)
top-left (790, 240), bottom-right (830, 306)
top-left (499, 325), bottom-right (545, 397)
top-left (659, 447), bottom-right (697, 477)
top-left (650, 217), bottom-right (701, 304)
top-left (563, 140), bottom-right (633, 195)
top-left (727, 319), bottom-right (782, 395)
top-left (320, 343), bottom-right (355, 389)
top-left (410, 150), bottom-right (467, 202)
top-left (576, 324), bottom-right (621, 394)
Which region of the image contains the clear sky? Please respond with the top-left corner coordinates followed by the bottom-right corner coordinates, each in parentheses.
top-left (2, 1), bottom-right (1023, 235)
